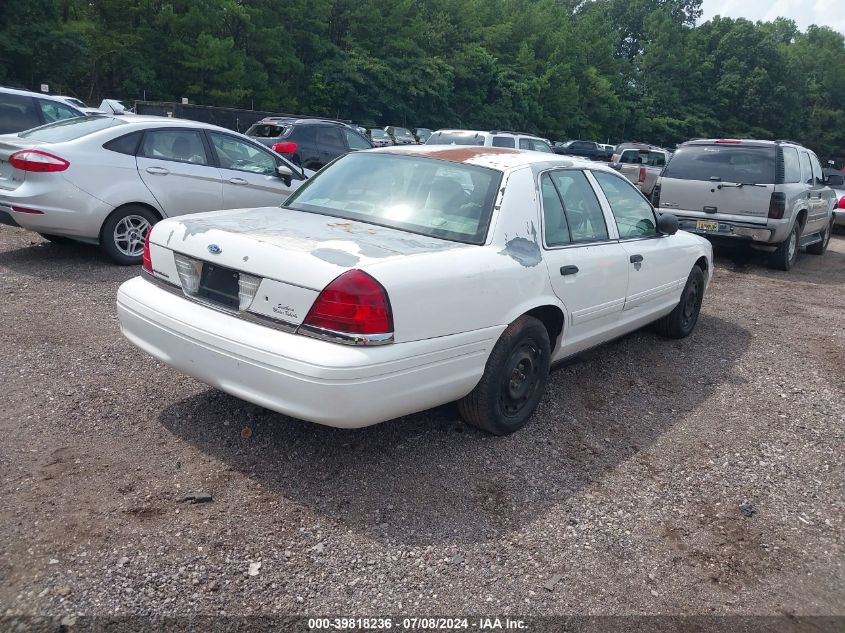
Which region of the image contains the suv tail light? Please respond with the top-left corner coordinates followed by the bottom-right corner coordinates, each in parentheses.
top-left (272, 141), bottom-right (297, 154)
top-left (838, 196), bottom-right (845, 210)
top-left (768, 192), bottom-right (786, 219)
top-left (142, 228), bottom-right (153, 273)
top-left (651, 184), bottom-right (661, 208)
top-left (638, 167), bottom-right (646, 184)
top-left (302, 270), bottom-right (393, 344)
top-left (8, 149), bottom-right (70, 172)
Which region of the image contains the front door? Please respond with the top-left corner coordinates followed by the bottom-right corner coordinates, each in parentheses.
top-left (539, 169), bottom-right (629, 355)
top-left (591, 170), bottom-right (687, 317)
top-left (136, 128), bottom-right (223, 216)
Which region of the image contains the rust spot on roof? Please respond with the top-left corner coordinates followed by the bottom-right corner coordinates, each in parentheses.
top-left (415, 146), bottom-right (520, 162)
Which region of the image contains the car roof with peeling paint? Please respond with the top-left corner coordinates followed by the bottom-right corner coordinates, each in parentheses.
top-left (370, 143), bottom-right (618, 173)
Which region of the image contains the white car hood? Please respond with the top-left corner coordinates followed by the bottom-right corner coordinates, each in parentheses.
top-left (152, 206), bottom-right (464, 290)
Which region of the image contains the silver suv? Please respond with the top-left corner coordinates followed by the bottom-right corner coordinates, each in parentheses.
top-left (654, 139), bottom-right (835, 270)
top-left (425, 129), bottom-right (554, 153)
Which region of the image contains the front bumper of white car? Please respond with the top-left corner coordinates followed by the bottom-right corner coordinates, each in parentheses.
top-left (116, 276), bottom-right (496, 428)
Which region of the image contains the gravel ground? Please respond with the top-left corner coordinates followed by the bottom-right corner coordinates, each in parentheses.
top-left (0, 225), bottom-right (842, 623)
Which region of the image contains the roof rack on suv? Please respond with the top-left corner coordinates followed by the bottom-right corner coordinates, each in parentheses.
top-left (774, 140), bottom-right (803, 146)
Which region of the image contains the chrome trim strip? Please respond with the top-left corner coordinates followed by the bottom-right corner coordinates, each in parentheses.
top-left (298, 324), bottom-right (394, 346)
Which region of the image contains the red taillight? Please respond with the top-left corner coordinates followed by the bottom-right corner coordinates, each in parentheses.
top-left (11, 206), bottom-right (45, 214)
top-left (8, 149), bottom-right (70, 172)
top-left (768, 192), bottom-right (786, 219)
top-left (142, 229), bottom-right (153, 273)
top-left (838, 196), bottom-right (845, 210)
top-left (715, 139), bottom-right (742, 145)
top-left (303, 269), bottom-right (393, 337)
top-left (271, 141), bottom-right (298, 154)
top-left (638, 167), bottom-right (646, 184)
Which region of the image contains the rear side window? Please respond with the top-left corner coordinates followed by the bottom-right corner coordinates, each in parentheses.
top-left (104, 131), bottom-right (142, 155)
top-left (809, 154), bottom-right (823, 185)
top-left (541, 174), bottom-right (571, 246)
top-left (315, 126), bottom-right (345, 148)
top-left (247, 124), bottom-right (287, 138)
top-left (492, 136), bottom-right (515, 148)
top-left (288, 125), bottom-right (315, 144)
top-left (37, 99), bottom-right (82, 124)
top-left (662, 145), bottom-right (776, 184)
top-left (140, 129), bottom-right (208, 165)
top-left (0, 93), bottom-right (40, 133)
top-left (782, 147), bottom-right (801, 183)
top-left (18, 115), bottom-right (123, 141)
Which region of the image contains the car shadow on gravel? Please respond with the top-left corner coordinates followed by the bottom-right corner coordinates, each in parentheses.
top-left (712, 240), bottom-right (845, 286)
top-left (0, 234), bottom-right (129, 282)
top-left (159, 314), bottom-right (751, 547)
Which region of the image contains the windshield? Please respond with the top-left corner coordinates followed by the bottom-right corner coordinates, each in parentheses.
top-left (284, 153), bottom-right (502, 244)
top-left (370, 129), bottom-right (389, 139)
top-left (392, 128), bottom-right (414, 137)
top-left (426, 131), bottom-right (484, 146)
top-left (246, 124), bottom-right (288, 138)
top-left (18, 115), bottom-right (124, 142)
top-left (663, 145), bottom-right (776, 184)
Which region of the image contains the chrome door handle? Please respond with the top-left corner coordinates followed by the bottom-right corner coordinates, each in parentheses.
top-left (560, 265), bottom-right (579, 276)
top-left (145, 166), bottom-right (169, 175)
top-left (228, 177), bottom-right (248, 185)
top-left (630, 254), bottom-right (644, 263)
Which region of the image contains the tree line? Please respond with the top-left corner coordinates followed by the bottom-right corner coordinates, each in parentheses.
top-left (2, 0), bottom-right (845, 163)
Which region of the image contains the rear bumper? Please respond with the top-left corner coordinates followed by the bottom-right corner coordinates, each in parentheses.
top-left (667, 213), bottom-right (776, 243)
top-left (117, 276), bottom-right (497, 428)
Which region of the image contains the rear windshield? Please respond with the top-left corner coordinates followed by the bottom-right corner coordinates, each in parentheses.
top-left (370, 129), bottom-right (389, 139)
top-left (426, 131), bottom-right (484, 146)
top-left (18, 115), bottom-right (124, 142)
top-left (619, 149), bottom-right (666, 166)
top-left (284, 152), bottom-right (502, 244)
top-left (664, 145), bottom-right (776, 184)
top-left (246, 124), bottom-right (287, 138)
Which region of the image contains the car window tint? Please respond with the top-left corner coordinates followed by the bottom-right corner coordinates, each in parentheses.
top-left (343, 128), bottom-right (371, 150)
top-left (104, 131), bottom-right (142, 155)
top-left (549, 170), bottom-right (608, 242)
top-left (619, 150), bottom-right (640, 164)
top-left (210, 132), bottom-right (275, 174)
top-left (799, 152), bottom-right (813, 185)
top-left (518, 138), bottom-right (532, 150)
top-left (532, 140), bottom-right (553, 153)
top-left (593, 170), bottom-right (657, 238)
top-left (540, 174), bottom-right (570, 246)
top-left (782, 147), bottom-right (801, 183)
top-left (426, 131), bottom-right (484, 146)
top-left (809, 154), bottom-right (823, 185)
top-left (0, 93), bottom-right (40, 133)
top-left (664, 145), bottom-right (776, 184)
top-left (140, 129), bottom-right (208, 165)
top-left (492, 136), bottom-right (515, 148)
top-left (37, 99), bottom-right (81, 124)
top-left (315, 126), bottom-right (345, 148)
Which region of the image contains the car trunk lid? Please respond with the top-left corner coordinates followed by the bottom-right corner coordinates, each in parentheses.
top-left (0, 138), bottom-right (46, 191)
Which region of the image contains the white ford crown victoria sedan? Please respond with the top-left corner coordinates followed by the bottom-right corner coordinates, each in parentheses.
top-left (117, 146), bottom-right (713, 435)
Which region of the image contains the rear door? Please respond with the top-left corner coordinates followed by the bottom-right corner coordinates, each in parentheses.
top-left (136, 128), bottom-right (224, 216)
top-left (312, 125), bottom-right (347, 169)
top-left (208, 131), bottom-right (300, 209)
top-left (592, 170), bottom-right (686, 317)
top-left (539, 169), bottom-right (628, 353)
top-left (657, 143), bottom-right (775, 225)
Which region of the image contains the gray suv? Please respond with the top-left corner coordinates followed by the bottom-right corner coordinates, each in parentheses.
top-left (653, 139), bottom-right (835, 270)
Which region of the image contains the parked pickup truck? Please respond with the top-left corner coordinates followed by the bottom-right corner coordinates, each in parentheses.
top-left (610, 144), bottom-right (669, 196)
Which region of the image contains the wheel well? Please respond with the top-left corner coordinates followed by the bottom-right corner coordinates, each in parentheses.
top-left (695, 256), bottom-right (708, 272)
top-left (526, 305), bottom-right (564, 346)
top-left (796, 209), bottom-right (807, 231)
top-left (100, 203), bottom-right (163, 240)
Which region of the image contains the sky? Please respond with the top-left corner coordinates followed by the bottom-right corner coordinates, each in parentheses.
top-left (700, 0), bottom-right (845, 34)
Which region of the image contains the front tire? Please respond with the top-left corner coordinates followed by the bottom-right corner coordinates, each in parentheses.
top-left (806, 220), bottom-right (833, 255)
top-left (654, 265), bottom-right (705, 339)
top-left (100, 205), bottom-right (158, 265)
top-left (768, 222), bottom-right (800, 270)
top-left (458, 315), bottom-right (551, 435)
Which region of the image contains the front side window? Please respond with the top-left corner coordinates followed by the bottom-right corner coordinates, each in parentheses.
top-left (285, 153), bottom-right (502, 244)
top-left (209, 132), bottom-right (276, 174)
top-left (492, 136), bottom-right (515, 148)
top-left (518, 138), bottom-right (532, 150)
top-left (593, 170), bottom-right (657, 238)
top-left (37, 99), bottom-right (82, 124)
top-left (315, 126), bottom-right (345, 148)
top-left (532, 140), bottom-right (553, 153)
top-left (140, 129), bottom-right (208, 165)
top-left (782, 147), bottom-right (801, 183)
top-left (548, 170), bottom-right (608, 242)
top-left (343, 128), bottom-right (371, 150)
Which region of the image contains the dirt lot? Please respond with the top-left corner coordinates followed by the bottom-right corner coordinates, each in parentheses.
top-left (0, 225), bottom-right (842, 623)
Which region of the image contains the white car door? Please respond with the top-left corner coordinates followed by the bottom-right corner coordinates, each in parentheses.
top-left (136, 128), bottom-right (223, 216)
top-left (591, 170), bottom-right (687, 317)
top-left (207, 131), bottom-right (304, 208)
top-left (539, 169), bottom-right (629, 355)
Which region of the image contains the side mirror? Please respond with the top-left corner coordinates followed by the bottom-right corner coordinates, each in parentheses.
top-left (277, 164), bottom-right (293, 178)
top-left (657, 213), bottom-right (679, 236)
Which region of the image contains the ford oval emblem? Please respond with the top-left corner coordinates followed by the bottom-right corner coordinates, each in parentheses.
top-left (207, 244), bottom-right (222, 255)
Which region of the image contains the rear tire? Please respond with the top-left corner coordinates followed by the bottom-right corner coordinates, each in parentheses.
top-left (806, 220), bottom-right (833, 255)
top-left (767, 222), bottom-right (800, 270)
top-left (653, 265), bottom-right (705, 339)
top-left (458, 315), bottom-right (550, 436)
top-left (100, 205), bottom-right (158, 265)
top-left (38, 233), bottom-right (73, 245)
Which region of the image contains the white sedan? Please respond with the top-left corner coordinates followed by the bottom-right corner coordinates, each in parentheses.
top-left (0, 115), bottom-right (309, 264)
top-left (117, 146), bottom-right (713, 435)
